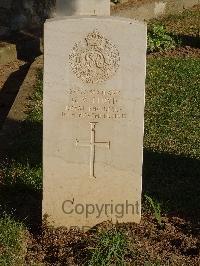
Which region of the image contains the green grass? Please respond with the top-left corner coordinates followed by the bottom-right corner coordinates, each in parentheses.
top-left (10, 69), bottom-right (43, 167)
top-left (88, 229), bottom-right (127, 266)
top-left (1, 161), bottom-right (42, 190)
top-left (0, 69), bottom-right (43, 264)
top-left (0, 57), bottom-right (199, 263)
top-left (0, 215), bottom-right (27, 265)
top-left (144, 195), bottom-right (163, 227)
top-left (87, 228), bottom-right (163, 265)
top-left (2, 68), bottom-right (43, 177)
top-left (145, 58), bottom-right (200, 158)
top-left (0, 69), bottom-right (43, 230)
top-left (144, 57), bottom-right (200, 218)
top-left (28, 70), bottom-right (43, 123)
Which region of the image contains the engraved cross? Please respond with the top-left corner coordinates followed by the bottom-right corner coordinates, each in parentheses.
top-left (76, 122), bottom-right (110, 178)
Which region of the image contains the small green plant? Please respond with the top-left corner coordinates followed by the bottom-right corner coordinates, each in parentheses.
top-left (147, 24), bottom-right (176, 52)
top-left (144, 195), bottom-right (163, 227)
top-left (88, 228), bottom-right (127, 266)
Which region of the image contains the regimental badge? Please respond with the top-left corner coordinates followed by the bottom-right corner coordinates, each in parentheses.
top-left (69, 30), bottom-right (120, 84)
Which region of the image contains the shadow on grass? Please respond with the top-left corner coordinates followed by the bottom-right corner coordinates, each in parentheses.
top-left (0, 118), bottom-right (42, 231)
top-left (143, 149), bottom-right (200, 223)
top-left (175, 34), bottom-right (200, 48)
top-left (0, 181), bottom-right (42, 232)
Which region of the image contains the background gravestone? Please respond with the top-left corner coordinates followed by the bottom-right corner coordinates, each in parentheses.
top-left (56, 0), bottom-right (110, 16)
top-left (43, 5), bottom-right (147, 229)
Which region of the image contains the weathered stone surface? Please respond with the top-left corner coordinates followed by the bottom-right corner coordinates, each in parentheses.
top-left (56, 0), bottom-right (110, 16)
top-left (43, 16), bottom-right (146, 229)
top-left (0, 43), bottom-right (16, 65)
top-left (182, 0), bottom-right (199, 8)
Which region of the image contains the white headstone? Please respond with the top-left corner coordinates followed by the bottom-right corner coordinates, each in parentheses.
top-left (43, 6), bottom-right (147, 230)
top-left (56, 0), bottom-right (110, 16)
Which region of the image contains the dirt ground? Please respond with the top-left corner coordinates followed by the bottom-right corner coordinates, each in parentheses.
top-left (0, 59), bottom-right (31, 127)
top-left (0, 60), bottom-right (25, 89)
top-left (111, 0), bottom-right (157, 11)
top-left (148, 46), bottom-right (200, 58)
top-left (25, 214), bottom-right (200, 265)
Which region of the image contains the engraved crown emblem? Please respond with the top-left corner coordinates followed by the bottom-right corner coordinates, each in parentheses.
top-left (69, 29), bottom-right (120, 84)
top-left (85, 30), bottom-right (104, 48)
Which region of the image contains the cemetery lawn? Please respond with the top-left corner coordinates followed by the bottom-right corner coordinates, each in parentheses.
top-left (0, 57), bottom-right (199, 265)
top-left (0, 8), bottom-right (200, 265)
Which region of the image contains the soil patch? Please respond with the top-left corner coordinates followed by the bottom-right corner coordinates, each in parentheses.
top-left (25, 214), bottom-right (200, 265)
top-left (0, 59), bottom-right (31, 128)
top-left (148, 46), bottom-right (200, 58)
top-left (111, 0), bottom-right (155, 11)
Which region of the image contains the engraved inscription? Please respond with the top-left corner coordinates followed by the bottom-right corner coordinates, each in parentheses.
top-left (62, 88), bottom-right (127, 120)
top-left (76, 122), bottom-right (110, 178)
top-left (69, 30), bottom-right (120, 84)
